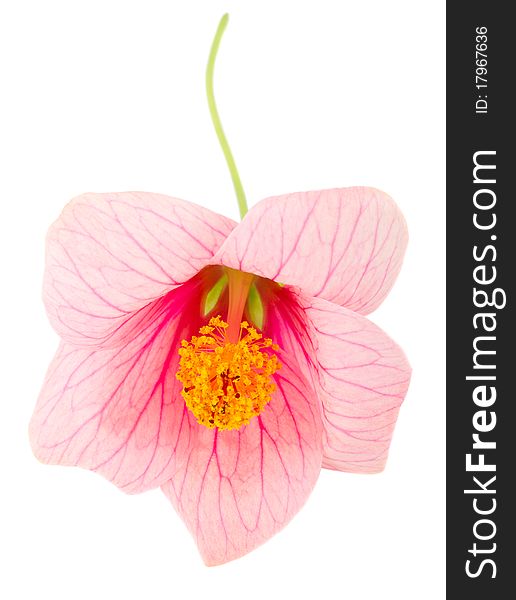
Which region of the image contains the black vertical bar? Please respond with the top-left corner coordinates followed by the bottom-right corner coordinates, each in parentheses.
top-left (447, 2), bottom-right (514, 597)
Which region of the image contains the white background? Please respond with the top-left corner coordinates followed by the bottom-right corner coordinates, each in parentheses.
top-left (0, 1), bottom-right (445, 598)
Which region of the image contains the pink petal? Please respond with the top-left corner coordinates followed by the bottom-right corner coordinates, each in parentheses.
top-left (161, 314), bottom-right (323, 565)
top-left (305, 295), bottom-right (411, 473)
top-left (43, 192), bottom-right (236, 345)
top-left (214, 188), bottom-right (407, 314)
top-left (30, 275), bottom-right (212, 493)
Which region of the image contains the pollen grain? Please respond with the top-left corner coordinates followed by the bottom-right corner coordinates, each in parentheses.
top-left (176, 316), bottom-right (281, 430)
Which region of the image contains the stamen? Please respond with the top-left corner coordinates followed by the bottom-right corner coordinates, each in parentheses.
top-left (176, 316), bottom-right (281, 430)
top-left (226, 268), bottom-right (253, 343)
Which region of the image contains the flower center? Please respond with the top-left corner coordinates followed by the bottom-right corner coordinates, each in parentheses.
top-left (176, 316), bottom-right (281, 430)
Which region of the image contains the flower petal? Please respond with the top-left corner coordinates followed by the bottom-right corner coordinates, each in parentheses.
top-left (161, 354), bottom-right (323, 565)
top-left (43, 192), bottom-right (236, 345)
top-left (30, 276), bottom-right (212, 493)
top-left (305, 296), bottom-right (411, 473)
top-left (214, 188), bottom-right (407, 314)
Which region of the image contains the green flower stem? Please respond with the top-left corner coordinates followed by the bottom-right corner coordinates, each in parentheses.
top-left (206, 13), bottom-right (248, 219)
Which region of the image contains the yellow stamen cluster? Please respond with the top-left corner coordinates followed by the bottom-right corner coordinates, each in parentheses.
top-left (176, 316), bottom-right (281, 430)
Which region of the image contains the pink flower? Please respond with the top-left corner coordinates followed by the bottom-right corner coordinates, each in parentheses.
top-left (30, 186), bottom-right (410, 565)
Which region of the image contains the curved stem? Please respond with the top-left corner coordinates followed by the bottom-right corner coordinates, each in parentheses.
top-left (206, 13), bottom-right (248, 219)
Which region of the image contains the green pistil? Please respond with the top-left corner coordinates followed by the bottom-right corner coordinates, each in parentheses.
top-left (203, 273), bottom-right (228, 316)
top-left (247, 283), bottom-right (264, 329)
